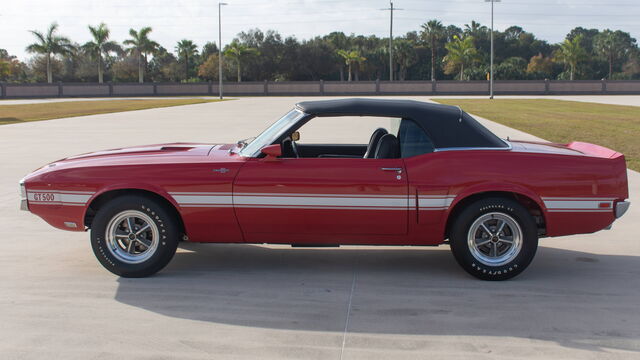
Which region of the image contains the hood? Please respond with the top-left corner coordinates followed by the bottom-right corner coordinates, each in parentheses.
top-left (27, 143), bottom-right (245, 176)
top-left (63, 143), bottom-right (215, 161)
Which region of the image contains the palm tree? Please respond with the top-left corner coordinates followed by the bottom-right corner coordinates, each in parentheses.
top-left (420, 20), bottom-right (445, 81)
top-left (25, 23), bottom-right (74, 83)
top-left (463, 21), bottom-right (488, 38)
top-left (326, 32), bottom-right (350, 81)
top-left (82, 23), bottom-right (121, 83)
top-left (443, 35), bottom-right (479, 81)
top-left (123, 27), bottom-right (159, 83)
top-left (555, 35), bottom-right (587, 80)
top-left (394, 39), bottom-right (417, 81)
top-left (175, 39), bottom-right (199, 81)
top-left (224, 41), bottom-right (258, 82)
top-left (337, 49), bottom-right (366, 82)
top-left (594, 30), bottom-right (630, 79)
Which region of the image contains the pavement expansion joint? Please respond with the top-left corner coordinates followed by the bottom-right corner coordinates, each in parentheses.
top-left (340, 268), bottom-right (357, 360)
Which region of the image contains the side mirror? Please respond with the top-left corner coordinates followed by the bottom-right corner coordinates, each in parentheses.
top-left (260, 144), bottom-right (282, 160)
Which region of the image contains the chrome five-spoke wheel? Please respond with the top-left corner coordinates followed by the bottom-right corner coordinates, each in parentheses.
top-left (467, 212), bottom-right (523, 267)
top-left (105, 210), bottom-right (159, 264)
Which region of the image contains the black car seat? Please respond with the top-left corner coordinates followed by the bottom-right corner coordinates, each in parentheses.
top-left (374, 134), bottom-right (400, 159)
top-left (363, 128), bottom-right (389, 158)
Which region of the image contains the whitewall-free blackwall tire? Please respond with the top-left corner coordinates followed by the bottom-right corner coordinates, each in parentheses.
top-left (449, 197), bottom-right (538, 280)
top-left (90, 195), bottom-right (180, 277)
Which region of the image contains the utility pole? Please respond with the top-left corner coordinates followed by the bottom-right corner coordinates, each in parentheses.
top-left (381, 1), bottom-right (402, 81)
top-left (218, 2), bottom-right (228, 99)
top-left (485, 0), bottom-right (500, 99)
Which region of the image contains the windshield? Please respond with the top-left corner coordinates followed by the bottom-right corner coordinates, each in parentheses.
top-left (239, 109), bottom-right (305, 157)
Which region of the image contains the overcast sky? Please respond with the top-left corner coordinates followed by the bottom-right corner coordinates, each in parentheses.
top-left (1, 0), bottom-right (639, 61)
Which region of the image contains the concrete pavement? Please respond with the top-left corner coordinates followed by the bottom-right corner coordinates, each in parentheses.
top-left (3, 94), bottom-right (640, 107)
top-left (0, 97), bottom-right (638, 359)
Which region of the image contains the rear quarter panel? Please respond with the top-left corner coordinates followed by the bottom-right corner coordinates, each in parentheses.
top-left (404, 149), bottom-right (626, 243)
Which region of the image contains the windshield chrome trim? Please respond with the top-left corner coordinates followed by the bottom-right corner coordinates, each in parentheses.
top-left (240, 109), bottom-right (307, 158)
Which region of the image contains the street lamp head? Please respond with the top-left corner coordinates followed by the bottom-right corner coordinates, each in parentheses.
top-left (219, 2), bottom-right (228, 5)
top-left (484, 0), bottom-right (501, 2)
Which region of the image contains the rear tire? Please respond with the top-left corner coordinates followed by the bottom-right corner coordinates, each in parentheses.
top-left (449, 197), bottom-right (538, 280)
top-left (90, 195), bottom-right (180, 278)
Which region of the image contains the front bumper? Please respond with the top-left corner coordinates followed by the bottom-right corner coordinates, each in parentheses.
top-left (616, 200), bottom-right (630, 219)
top-left (19, 179), bottom-right (28, 211)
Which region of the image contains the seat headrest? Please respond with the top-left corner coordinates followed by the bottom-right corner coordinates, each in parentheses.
top-left (364, 128), bottom-right (389, 158)
top-left (374, 134), bottom-right (400, 159)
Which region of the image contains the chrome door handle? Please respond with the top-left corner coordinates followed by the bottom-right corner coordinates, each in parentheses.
top-left (381, 167), bottom-right (403, 173)
top-left (212, 168), bottom-right (230, 173)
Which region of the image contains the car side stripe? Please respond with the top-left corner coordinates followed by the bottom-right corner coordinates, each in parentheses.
top-left (233, 195), bottom-right (407, 207)
top-left (27, 191), bottom-right (94, 206)
top-left (170, 194), bottom-right (233, 205)
top-left (169, 192), bottom-right (458, 210)
top-left (542, 197), bottom-right (614, 213)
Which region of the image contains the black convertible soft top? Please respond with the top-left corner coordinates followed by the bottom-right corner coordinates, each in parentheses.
top-left (295, 98), bottom-right (508, 149)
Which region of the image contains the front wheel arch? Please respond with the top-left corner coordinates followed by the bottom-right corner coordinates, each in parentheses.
top-left (84, 189), bottom-right (185, 236)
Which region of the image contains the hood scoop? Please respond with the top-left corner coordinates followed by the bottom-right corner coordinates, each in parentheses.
top-left (160, 146), bottom-right (195, 151)
top-left (61, 144), bottom-right (214, 162)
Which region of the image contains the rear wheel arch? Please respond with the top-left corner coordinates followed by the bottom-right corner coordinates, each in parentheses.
top-left (445, 191), bottom-right (546, 240)
top-left (84, 189), bottom-right (184, 235)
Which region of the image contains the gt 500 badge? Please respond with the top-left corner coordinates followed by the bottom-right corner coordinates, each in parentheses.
top-left (32, 192), bottom-right (57, 202)
top-left (29, 192), bottom-right (59, 202)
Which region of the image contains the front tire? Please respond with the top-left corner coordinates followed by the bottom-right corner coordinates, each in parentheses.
top-left (449, 197), bottom-right (538, 280)
top-left (90, 195), bottom-right (180, 277)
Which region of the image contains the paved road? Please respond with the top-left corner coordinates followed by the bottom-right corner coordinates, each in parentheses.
top-left (0, 97), bottom-right (638, 359)
top-left (3, 94), bottom-right (640, 107)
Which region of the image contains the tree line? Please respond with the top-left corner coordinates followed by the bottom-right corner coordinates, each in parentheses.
top-left (1, 20), bottom-right (638, 84)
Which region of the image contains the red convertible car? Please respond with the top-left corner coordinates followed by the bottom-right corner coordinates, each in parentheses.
top-left (20, 99), bottom-right (630, 280)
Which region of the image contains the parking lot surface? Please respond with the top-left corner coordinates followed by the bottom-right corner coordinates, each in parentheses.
top-left (1, 97), bottom-right (638, 359)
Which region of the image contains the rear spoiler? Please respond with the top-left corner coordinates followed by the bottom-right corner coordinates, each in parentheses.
top-left (566, 141), bottom-right (623, 159)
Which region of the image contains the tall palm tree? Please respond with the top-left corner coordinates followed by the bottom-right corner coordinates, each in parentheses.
top-left (337, 49), bottom-right (366, 82)
top-left (82, 23), bottom-right (121, 83)
top-left (555, 35), bottom-right (587, 80)
top-left (594, 30), bottom-right (629, 79)
top-left (175, 39), bottom-right (199, 80)
top-left (443, 36), bottom-right (479, 81)
top-left (123, 27), bottom-right (159, 83)
top-left (25, 23), bottom-right (74, 83)
top-left (420, 20), bottom-right (445, 81)
top-left (224, 41), bottom-right (258, 82)
top-left (463, 21), bottom-right (488, 38)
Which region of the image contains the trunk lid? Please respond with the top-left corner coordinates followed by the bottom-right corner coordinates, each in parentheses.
top-left (510, 140), bottom-right (623, 159)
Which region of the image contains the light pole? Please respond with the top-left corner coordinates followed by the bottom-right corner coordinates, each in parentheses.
top-left (381, 1), bottom-right (402, 81)
top-left (218, 2), bottom-right (228, 99)
top-left (485, 0), bottom-right (500, 99)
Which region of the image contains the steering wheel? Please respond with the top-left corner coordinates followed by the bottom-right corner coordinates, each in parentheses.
top-left (290, 139), bottom-right (299, 158)
top-left (282, 137), bottom-right (299, 158)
